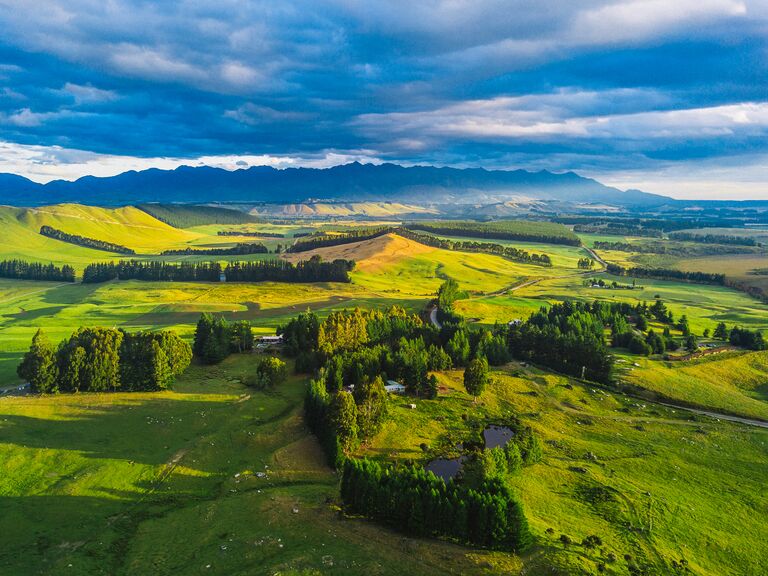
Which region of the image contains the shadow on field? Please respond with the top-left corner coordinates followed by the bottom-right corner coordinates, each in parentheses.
top-left (0, 396), bottom-right (247, 468)
top-left (5, 305), bottom-right (67, 322)
top-left (39, 282), bottom-right (102, 306)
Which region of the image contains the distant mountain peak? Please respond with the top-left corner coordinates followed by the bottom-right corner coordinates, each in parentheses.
top-left (0, 162), bottom-right (670, 207)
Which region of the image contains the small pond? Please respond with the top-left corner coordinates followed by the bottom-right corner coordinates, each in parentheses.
top-left (426, 426), bottom-right (516, 481)
top-left (483, 425), bottom-right (515, 449)
top-left (425, 456), bottom-right (466, 482)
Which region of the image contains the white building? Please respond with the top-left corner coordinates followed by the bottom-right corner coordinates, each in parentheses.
top-left (385, 380), bottom-right (406, 394)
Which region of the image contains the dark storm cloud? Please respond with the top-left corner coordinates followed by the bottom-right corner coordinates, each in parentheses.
top-left (0, 0), bottom-right (767, 196)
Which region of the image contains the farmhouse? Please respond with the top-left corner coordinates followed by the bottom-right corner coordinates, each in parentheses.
top-left (385, 380), bottom-right (406, 394)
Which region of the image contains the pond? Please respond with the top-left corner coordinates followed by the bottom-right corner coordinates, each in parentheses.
top-left (483, 425), bottom-right (515, 449)
top-left (425, 456), bottom-right (466, 482)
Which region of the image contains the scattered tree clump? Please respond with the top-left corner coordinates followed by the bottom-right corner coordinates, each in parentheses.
top-left (0, 259), bottom-right (75, 282)
top-left (18, 327), bottom-right (191, 393)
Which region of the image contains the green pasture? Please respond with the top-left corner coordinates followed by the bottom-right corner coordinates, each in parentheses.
top-left (0, 355), bottom-right (507, 575)
top-left (358, 363), bottom-right (768, 575)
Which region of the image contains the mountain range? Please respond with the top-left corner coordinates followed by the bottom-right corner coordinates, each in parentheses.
top-left (0, 162), bottom-right (669, 207)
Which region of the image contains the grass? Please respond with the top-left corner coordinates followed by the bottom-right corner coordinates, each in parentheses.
top-left (2, 352), bottom-right (765, 574)
top-left (619, 351), bottom-right (768, 421)
top-left (458, 273), bottom-right (768, 334)
top-left (358, 363), bottom-right (768, 575)
top-left (1, 211), bottom-right (768, 574)
top-left (0, 354), bottom-right (508, 576)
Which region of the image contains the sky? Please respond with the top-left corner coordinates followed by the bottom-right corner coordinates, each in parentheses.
top-left (0, 1), bottom-right (767, 199)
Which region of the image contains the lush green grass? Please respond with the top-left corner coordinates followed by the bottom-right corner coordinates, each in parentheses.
top-left (0, 354), bottom-right (510, 575)
top-left (359, 363), bottom-right (768, 575)
top-left (458, 273), bottom-right (768, 334)
top-left (620, 351), bottom-right (768, 421)
top-left (3, 352), bottom-right (765, 574)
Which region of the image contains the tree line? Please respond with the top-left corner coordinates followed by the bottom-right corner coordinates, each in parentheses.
top-left (288, 226), bottom-right (393, 252)
top-left (81, 256), bottom-right (354, 284)
top-left (396, 228), bottom-right (553, 267)
top-left (160, 242), bottom-right (269, 255)
top-left (404, 220), bottom-right (581, 246)
top-left (606, 263), bottom-right (725, 285)
top-left (17, 327), bottom-right (191, 393)
top-left (40, 225), bottom-right (136, 254)
top-left (668, 232), bottom-right (760, 246)
top-left (217, 231), bottom-right (284, 238)
top-left (500, 301), bottom-right (614, 383)
top-left (0, 259), bottom-right (75, 282)
top-left (136, 204), bottom-right (259, 228)
top-left (341, 458), bottom-right (532, 551)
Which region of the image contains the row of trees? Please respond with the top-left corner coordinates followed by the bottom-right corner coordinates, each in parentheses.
top-left (668, 232), bottom-right (760, 246)
top-left (0, 259), bottom-right (75, 282)
top-left (81, 256), bottom-right (354, 284)
top-left (726, 325), bottom-right (766, 350)
top-left (17, 328), bottom-right (191, 393)
top-left (340, 458), bottom-right (532, 550)
top-left (577, 257), bottom-right (595, 269)
top-left (606, 263), bottom-right (725, 285)
top-left (288, 227), bottom-right (393, 252)
top-left (217, 231), bottom-right (284, 238)
top-left (40, 225), bottom-right (135, 254)
top-left (405, 220), bottom-right (581, 246)
top-left (397, 228), bottom-right (553, 267)
top-left (192, 313), bottom-right (254, 364)
top-left (160, 242), bottom-right (268, 255)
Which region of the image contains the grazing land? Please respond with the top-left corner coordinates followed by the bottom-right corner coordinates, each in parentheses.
top-left (0, 203), bottom-right (767, 575)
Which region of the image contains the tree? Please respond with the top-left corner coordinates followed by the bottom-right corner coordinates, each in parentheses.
top-left (58, 345), bottom-right (86, 392)
top-left (684, 334), bottom-right (698, 353)
top-left (678, 315), bottom-right (691, 336)
top-left (229, 320), bottom-right (254, 353)
top-left (464, 356), bottom-right (489, 400)
top-left (250, 356), bottom-right (287, 388)
top-left (353, 376), bottom-right (388, 438)
top-left (17, 329), bottom-right (58, 393)
top-left (447, 329), bottom-right (470, 367)
top-left (437, 279), bottom-right (460, 312)
top-left (714, 322), bottom-right (728, 340)
top-left (423, 374), bottom-right (439, 400)
top-left (329, 391), bottom-right (358, 451)
top-left (635, 315), bottom-right (648, 331)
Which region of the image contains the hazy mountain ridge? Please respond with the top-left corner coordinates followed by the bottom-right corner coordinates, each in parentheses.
top-left (0, 162), bottom-right (669, 207)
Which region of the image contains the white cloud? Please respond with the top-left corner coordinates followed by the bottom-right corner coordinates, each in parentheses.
top-left (62, 82), bottom-right (118, 104)
top-left (0, 141), bottom-right (382, 183)
top-left (354, 95), bottom-right (768, 142)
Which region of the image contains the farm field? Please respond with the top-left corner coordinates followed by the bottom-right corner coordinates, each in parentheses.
top-left (620, 351), bottom-right (768, 421)
top-left (1, 207), bottom-right (768, 575)
top-left (0, 354), bottom-right (506, 576)
top-left (457, 273), bottom-right (768, 334)
top-left (2, 351), bottom-right (765, 575)
top-left (358, 363), bottom-right (768, 575)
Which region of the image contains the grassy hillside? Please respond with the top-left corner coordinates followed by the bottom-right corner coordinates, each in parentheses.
top-left (137, 203), bottom-right (261, 228)
top-left (0, 355), bottom-right (505, 575)
top-left (1, 353), bottom-right (764, 574)
top-left (621, 351), bottom-right (768, 421)
top-left (19, 204), bottom-right (201, 253)
top-left (358, 363), bottom-right (768, 575)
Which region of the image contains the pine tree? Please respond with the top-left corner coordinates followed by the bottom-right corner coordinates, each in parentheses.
top-left (714, 321), bottom-right (728, 340)
top-left (330, 391), bottom-right (359, 451)
top-left (464, 356), bottom-right (489, 401)
top-left (17, 329), bottom-right (58, 393)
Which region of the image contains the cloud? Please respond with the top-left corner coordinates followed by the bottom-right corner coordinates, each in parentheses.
top-left (0, 1), bottom-right (766, 197)
top-left (0, 140), bottom-right (382, 183)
